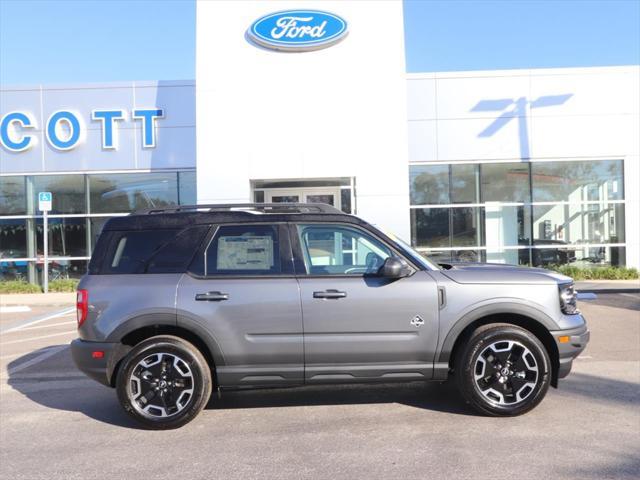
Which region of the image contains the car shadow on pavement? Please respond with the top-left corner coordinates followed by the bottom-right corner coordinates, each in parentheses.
top-left (557, 372), bottom-right (640, 406)
top-left (6, 346), bottom-right (140, 429)
top-left (206, 380), bottom-right (475, 415)
top-left (7, 347), bottom-right (639, 428)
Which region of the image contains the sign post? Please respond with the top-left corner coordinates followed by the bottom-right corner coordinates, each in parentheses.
top-left (38, 192), bottom-right (52, 293)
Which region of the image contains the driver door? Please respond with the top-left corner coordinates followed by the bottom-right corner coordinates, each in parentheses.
top-left (291, 222), bottom-right (439, 383)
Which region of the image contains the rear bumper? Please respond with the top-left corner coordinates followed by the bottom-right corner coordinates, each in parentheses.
top-left (70, 338), bottom-right (131, 387)
top-left (550, 317), bottom-right (590, 379)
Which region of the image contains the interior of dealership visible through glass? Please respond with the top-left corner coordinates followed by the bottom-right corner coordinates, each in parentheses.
top-left (0, 171), bottom-right (195, 285)
top-left (409, 159), bottom-right (625, 267)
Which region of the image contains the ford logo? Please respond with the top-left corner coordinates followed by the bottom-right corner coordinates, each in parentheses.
top-left (248, 10), bottom-right (348, 52)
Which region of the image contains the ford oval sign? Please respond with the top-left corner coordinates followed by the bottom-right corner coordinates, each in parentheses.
top-left (248, 10), bottom-right (348, 52)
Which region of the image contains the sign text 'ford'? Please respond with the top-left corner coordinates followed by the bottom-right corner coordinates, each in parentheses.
top-left (248, 10), bottom-right (348, 52)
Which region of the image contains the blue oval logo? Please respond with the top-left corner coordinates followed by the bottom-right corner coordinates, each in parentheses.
top-left (248, 10), bottom-right (348, 52)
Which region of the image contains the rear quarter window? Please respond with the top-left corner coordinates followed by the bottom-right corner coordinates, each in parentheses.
top-left (103, 229), bottom-right (179, 274)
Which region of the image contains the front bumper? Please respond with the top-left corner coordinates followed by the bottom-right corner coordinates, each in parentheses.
top-left (550, 317), bottom-right (590, 379)
top-left (70, 339), bottom-right (131, 387)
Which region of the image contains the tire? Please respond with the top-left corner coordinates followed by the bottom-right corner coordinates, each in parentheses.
top-left (116, 335), bottom-right (212, 429)
top-left (454, 324), bottom-right (551, 416)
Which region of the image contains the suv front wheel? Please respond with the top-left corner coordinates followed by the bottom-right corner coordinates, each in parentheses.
top-left (455, 324), bottom-right (551, 416)
top-left (116, 335), bottom-right (212, 429)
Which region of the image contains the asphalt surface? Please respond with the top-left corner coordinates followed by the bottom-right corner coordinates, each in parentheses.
top-left (0, 294), bottom-right (638, 480)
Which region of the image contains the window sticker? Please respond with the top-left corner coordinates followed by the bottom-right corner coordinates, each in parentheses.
top-left (217, 236), bottom-right (274, 270)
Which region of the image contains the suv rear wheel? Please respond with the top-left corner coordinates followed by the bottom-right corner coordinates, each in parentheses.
top-left (455, 324), bottom-right (551, 416)
top-left (116, 335), bottom-right (212, 429)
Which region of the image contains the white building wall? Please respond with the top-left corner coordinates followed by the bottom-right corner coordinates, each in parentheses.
top-left (407, 66), bottom-right (640, 268)
top-left (196, 0), bottom-right (411, 239)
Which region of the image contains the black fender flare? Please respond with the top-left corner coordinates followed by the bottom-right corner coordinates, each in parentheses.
top-left (104, 312), bottom-right (227, 385)
top-left (437, 302), bottom-right (558, 365)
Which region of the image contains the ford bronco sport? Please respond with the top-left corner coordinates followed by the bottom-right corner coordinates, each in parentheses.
top-left (71, 203), bottom-right (589, 429)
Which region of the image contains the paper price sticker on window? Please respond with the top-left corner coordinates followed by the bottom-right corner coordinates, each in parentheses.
top-left (217, 236), bottom-right (274, 270)
top-left (38, 192), bottom-right (52, 212)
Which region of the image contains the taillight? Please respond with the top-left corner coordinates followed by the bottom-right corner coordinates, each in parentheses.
top-left (77, 289), bottom-right (88, 327)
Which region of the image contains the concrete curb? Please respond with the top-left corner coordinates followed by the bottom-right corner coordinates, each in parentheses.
top-left (574, 280), bottom-right (640, 294)
top-left (575, 288), bottom-right (640, 294)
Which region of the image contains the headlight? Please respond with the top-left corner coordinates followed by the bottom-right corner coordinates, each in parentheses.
top-left (559, 283), bottom-right (579, 314)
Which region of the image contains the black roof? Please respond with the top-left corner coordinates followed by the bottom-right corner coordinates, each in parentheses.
top-left (103, 203), bottom-right (365, 231)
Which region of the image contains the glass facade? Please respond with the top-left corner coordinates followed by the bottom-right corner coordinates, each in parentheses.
top-left (409, 160), bottom-right (626, 267)
top-left (0, 170), bottom-right (196, 285)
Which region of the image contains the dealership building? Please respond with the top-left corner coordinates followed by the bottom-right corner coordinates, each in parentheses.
top-left (1, 1), bottom-right (638, 285)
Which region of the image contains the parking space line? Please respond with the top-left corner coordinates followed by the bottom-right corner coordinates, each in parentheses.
top-left (0, 330), bottom-right (77, 346)
top-left (0, 307), bottom-right (75, 334)
top-left (0, 306), bottom-right (31, 314)
top-left (11, 320), bottom-right (77, 332)
top-left (6, 345), bottom-right (68, 375)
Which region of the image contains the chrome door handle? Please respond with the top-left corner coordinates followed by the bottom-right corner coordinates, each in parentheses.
top-left (195, 291), bottom-right (229, 301)
top-left (313, 290), bottom-right (347, 299)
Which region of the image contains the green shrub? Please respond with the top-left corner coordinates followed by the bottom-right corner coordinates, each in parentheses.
top-left (550, 265), bottom-right (639, 281)
top-left (48, 278), bottom-right (80, 292)
top-left (0, 281), bottom-right (42, 294)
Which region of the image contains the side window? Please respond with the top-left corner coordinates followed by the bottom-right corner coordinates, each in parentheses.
top-left (146, 225), bottom-right (210, 273)
top-left (104, 229), bottom-right (178, 274)
top-left (296, 224), bottom-right (392, 275)
top-left (204, 224), bottom-right (281, 275)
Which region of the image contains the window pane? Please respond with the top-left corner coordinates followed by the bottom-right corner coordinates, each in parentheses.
top-left (0, 259), bottom-right (29, 281)
top-left (206, 225), bottom-right (280, 275)
top-left (178, 171), bottom-right (196, 205)
top-left (411, 208), bottom-right (449, 248)
top-left (89, 217), bottom-right (115, 253)
top-left (39, 259), bottom-right (87, 281)
top-left (410, 164), bottom-right (449, 205)
top-left (340, 189), bottom-right (352, 213)
top-left (104, 229), bottom-right (178, 274)
top-left (0, 219), bottom-right (28, 258)
top-left (147, 225), bottom-right (209, 274)
top-left (33, 175), bottom-right (86, 214)
top-left (480, 163), bottom-right (530, 203)
top-left (89, 173), bottom-right (178, 213)
top-left (483, 205), bottom-right (531, 247)
top-left (530, 246), bottom-right (626, 267)
top-left (0, 176), bottom-right (27, 215)
top-left (452, 207), bottom-right (480, 247)
top-left (297, 224), bottom-right (391, 275)
top-left (421, 249), bottom-right (481, 264)
top-left (533, 203), bottom-right (624, 245)
top-left (35, 218), bottom-right (87, 257)
top-left (483, 205), bottom-right (532, 263)
top-left (532, 160), bottom-right (624, 202)
top-left (450, 164), bottom-right (478, 204)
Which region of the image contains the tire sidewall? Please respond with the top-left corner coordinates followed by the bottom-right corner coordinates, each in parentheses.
top-left (458, 326), bottom-right (551, 416)
top-left (116, 336), bottom-right (212, 429)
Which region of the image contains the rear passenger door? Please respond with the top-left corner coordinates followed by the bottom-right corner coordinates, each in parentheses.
top-left (176, 223), bottom-right (304, 388)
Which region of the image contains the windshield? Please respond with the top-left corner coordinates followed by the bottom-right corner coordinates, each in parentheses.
top-left (378, 228), bottom-right (440, 271)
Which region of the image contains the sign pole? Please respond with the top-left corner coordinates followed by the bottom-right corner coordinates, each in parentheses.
top-left (43, 210), bottom-right (49, 294)
top-left (38, 192), bottom-right (52, 294)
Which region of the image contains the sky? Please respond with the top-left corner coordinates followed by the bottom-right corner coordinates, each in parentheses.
top-left (0, 0), bottom-right (638, 85)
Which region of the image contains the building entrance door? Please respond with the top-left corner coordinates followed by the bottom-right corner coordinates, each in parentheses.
top-left (265, 187), bottom-right (342, 210)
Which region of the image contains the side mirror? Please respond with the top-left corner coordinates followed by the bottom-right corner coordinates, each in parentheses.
top-left (379, 257), bottom-right (410, 278)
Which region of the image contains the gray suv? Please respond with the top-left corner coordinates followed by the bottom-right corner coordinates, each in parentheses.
top-left (71, 203), bottom-right (589, 429)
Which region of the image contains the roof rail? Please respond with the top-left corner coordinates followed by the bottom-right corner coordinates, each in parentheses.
top-left (133, 203), bottom-right (344, 215)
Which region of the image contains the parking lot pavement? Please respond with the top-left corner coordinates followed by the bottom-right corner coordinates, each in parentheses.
top-left (0, 294), bottom-right (638, 480)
